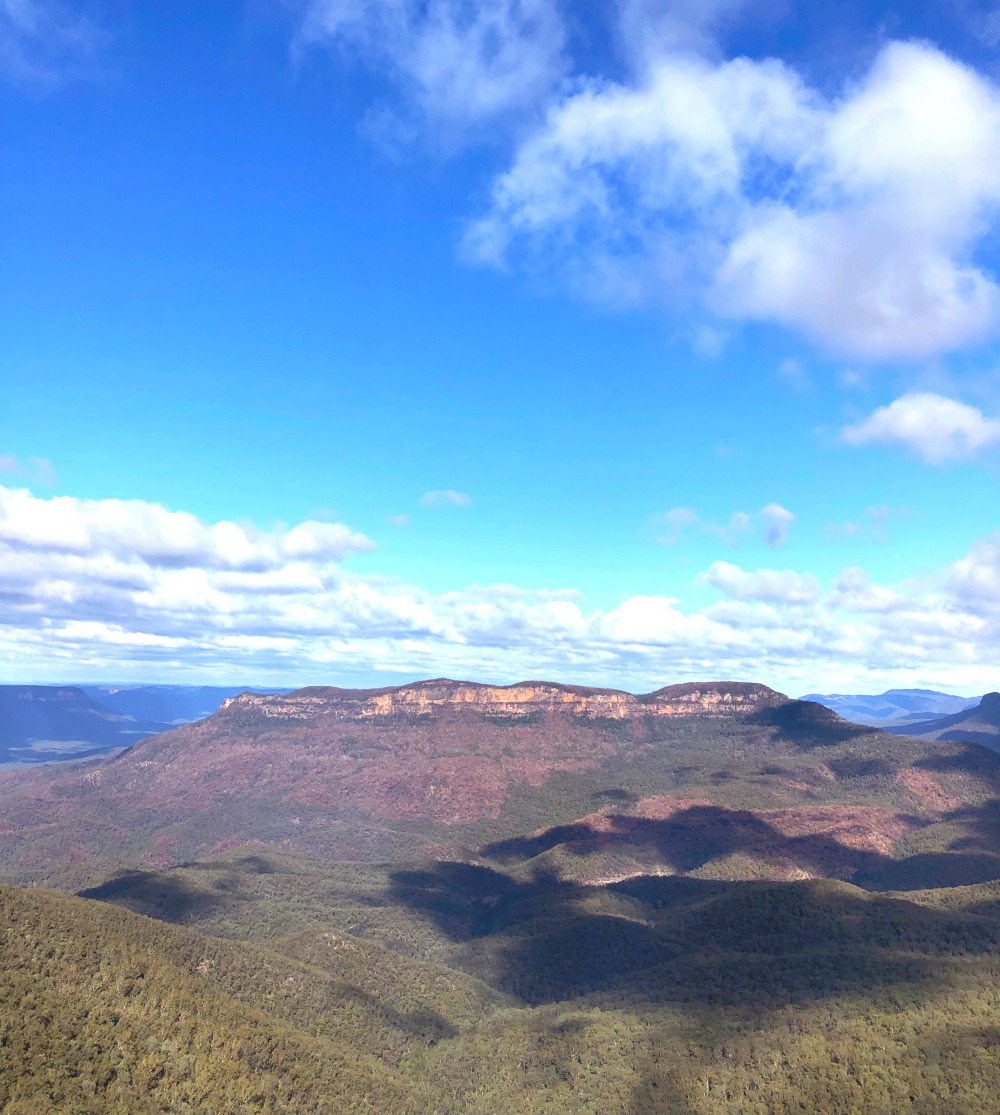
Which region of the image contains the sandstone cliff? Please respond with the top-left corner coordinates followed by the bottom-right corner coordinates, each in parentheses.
top-left (218, 678), bottom-right (787, 723)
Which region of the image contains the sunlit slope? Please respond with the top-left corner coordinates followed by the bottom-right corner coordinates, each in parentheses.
top-left (0, 882), bottom-right (473, 1114)
top-left (74, 851), bottom-right (1000, 1115)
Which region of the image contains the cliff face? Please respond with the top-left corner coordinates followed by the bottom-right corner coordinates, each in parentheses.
top-left (0, 677), bottom-right (876, 888)
top-left (218, 679), bottom-right (787, 723)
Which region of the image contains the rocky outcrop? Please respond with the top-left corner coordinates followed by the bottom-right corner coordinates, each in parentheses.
top-left (219, 678), bottom-right (788, 723)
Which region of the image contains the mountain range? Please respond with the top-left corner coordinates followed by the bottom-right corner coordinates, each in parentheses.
top-left (0, 685), bottom-right (169, 765)
top-left (886, 690), bottom-right (1000, 747)
top-left (4, 677), bottom-right (1000, 893)
top-left (800, 687), bottom-right (980, 726)
top-left (6, 675), bottom-right (1000, 1113)
top-left (0, 683), bottom-right (285, 767)
top-left (80, 684), bottom-right (289, 725)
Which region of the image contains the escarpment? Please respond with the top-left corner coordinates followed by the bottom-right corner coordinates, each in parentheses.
top-left (218, 677), bottom-right (788, 723)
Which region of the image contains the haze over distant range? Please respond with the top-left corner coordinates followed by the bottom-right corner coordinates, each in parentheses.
top-left (5, 1), bottom-right (1000, 693)
top-left (0, 684), bottom-right (286, 767)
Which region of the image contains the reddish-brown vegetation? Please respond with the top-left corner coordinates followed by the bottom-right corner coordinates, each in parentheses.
top-left (0, 678), bottom-right (996, 891)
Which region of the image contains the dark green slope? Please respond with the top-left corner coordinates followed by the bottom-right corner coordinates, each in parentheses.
top-left (72, 851), bottom-right (1000, 1115)
top-left (0, 882), bottom-right (458, 1114)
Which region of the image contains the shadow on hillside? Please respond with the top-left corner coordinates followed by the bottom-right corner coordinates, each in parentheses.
top-left (482, 804), bottom-right (890, 879)
top-left (629, 1076), bottom-right (698, 1115)
top-left (79, 867), bottom-right (235, 922)
top-left (481, 800), bottom-right (1000, 893)
top-left (747, 700), bottom-right (872, 746)
top-left (386, 859), bottom-right (1000, 1010)
top-left (938, 730), bottom-right (1000, 748)
top-left (916, 748), bottom-right (1000, 778)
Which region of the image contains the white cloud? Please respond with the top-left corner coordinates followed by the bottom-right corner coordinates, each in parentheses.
top-left (828, 567), bottom-right (905, 614)
top-left (655, 504), bottom-right (792, 548)
top-left (292, 0), bottom-right (566, 129)
top-left (9, 483), bottom-right (1000, 695)
top-left (468, 39), bottom-right (1000, 359)
top-left (419, 489), bottom-right (472, 508)
top-left (948, 533), bottom-right (1000, 610)
top-left (0, 486), bottom-right (374, 570)
top-left (0, 0), bottom-right (101, 86)
top-left (700, 560), bottom-right (820, 604)
top-left (842, 392), bottom-right (1000, 464)
top-left (654, 506), bottom-right (700, 545)
top-left (617, 0), bottom-right (751, 69)
top-left (760, 503), bottom-right (794, 548)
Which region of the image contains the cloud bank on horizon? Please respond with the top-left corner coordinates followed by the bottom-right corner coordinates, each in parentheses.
top-left (3, 483), bottom-right (999, 694)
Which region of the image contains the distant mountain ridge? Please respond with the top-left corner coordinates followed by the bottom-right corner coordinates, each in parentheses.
top-left (0, 683), bottom-right (288, 768)
top-left (0, 685), bottom-right (170, 765)
top-left (801, 688), bottom-right (980, 727)
top-left (81, 684), bottom-right (288, 726)
top-left (224, 677), bottom-right (787, 722)
top-left (887, 691), bottom-right (1000, 747)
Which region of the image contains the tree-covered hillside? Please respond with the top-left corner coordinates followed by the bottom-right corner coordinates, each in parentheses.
top-left (9, 851), bottom-right (1000, 1113)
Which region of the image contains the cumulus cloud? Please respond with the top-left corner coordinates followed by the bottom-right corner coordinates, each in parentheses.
top-left (419, 489), bottom-right (472, 508)
top-left (8, 483), bottom-right (1000, 694)
top-left (280, 0), bottom-right (1000, 359)
top-left (0, 486), bottom-right (374, 570)
top-left (828, 567), bottom-right (905, 614)
top-left (291, 0), bottom-right (566, 129)
top-left (842, 392), bottom-right (1000, 464)
top-left (0, 0), bottom-right (101, 86)
top-left (467, 39), bottom-right (1000, 360)
top-left (760, 504), bottom-right (794, 548)
top-left (699, 560), bottom-right (820, 604)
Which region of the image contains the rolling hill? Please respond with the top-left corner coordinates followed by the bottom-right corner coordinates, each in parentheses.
top-left (0, 879), bottom-right (447, 1114)
top-left (12, 851), bottom-right (1000, 1114)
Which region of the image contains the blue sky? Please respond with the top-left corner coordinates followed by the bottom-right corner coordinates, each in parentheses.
top-left (4, 0), bottom-right (1000, 694)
